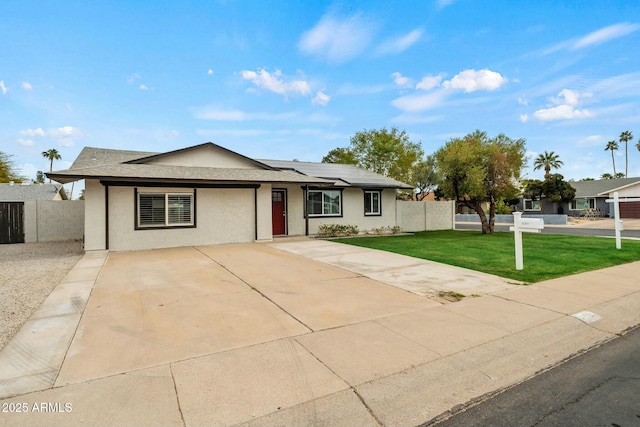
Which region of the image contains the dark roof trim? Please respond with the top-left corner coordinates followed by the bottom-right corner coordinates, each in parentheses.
top-left (123, 142), bottom-right (278, 171)
top-left (100, 180), bottom-right (260, 189)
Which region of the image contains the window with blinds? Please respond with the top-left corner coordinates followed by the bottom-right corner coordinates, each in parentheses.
top-left (138, 193), bottom-right (194, 227)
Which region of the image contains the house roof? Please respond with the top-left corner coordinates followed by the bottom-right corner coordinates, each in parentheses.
top-left (258, 159), bottom-right (413, 189)
top-left (0, 183), bottom-right (67, 202)
top-left (47, 143), bottom-right (411, 189)
top-left (570, 177), bottom-right (640, 198)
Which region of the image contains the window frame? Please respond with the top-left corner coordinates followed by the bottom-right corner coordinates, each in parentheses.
top-left (135, 189), bottom-right (196, 230)
top-left (363, 190), bottom-right (382, 216)
top-left (307, 189), bottom-right (343, 218)
top-left (523, 199), bottom-right (541, 211)
top-left (570, 198), bottom-right (596, 210)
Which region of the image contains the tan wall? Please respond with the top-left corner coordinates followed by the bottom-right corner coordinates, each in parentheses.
top-left (396, 200), bottom-right (455, 232)
top-left (610, 184), bottom-right (640, 198)
top-left (146, 145), bottom-right (260, 169)
top-left (256, 184), bottom-right (272, 241)
top-left (85, 179), bottom-right (106, 250)
top-left (307, 188), bottom-right (398, 235)
top-left (107, 186), bottom-right (256, 251)
top-left (23, 200), bottom-right (84, 243)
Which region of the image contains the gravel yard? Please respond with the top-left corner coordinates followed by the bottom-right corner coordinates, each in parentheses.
top-left (0, 241), bottom-right (84, 350)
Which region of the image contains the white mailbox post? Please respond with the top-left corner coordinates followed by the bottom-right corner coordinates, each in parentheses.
top-left (510, 212), bottom-right (544, 270)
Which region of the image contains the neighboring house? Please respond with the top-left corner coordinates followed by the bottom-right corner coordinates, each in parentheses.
top-left (0, 182), bottom-right (69, 244)
top-left (46, 142), bottom-right (411, 251)
top-left (519, 177), bottom-right (640, 218)
top-left (0, 182), bottom-right (68, 202)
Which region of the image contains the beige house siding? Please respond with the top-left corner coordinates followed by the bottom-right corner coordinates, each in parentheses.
top-left (607, 183), bottom-right (640, 198)
top-left (256, 184), bottom-right (273, 241)
top-left (307, 188), bottom-right (397, 235)
top-left (145, 145), bottom-right (261, 169)
top-left (85, 179), bottom-right (107, 251)
top-left (107, 186), bottom-right (256, 251)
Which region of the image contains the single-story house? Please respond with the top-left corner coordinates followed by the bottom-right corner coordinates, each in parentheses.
top-left (46, 142), bottom-right (412, 251)
top-left (0, 182), bottom-right (69, 244)
top-left (0, 182), bottom-right (68, 202)
top-left (519, 177), bottom-right (640, 218)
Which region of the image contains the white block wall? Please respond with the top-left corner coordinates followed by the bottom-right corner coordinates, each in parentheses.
top-left (396, 200), bottom-right (455, 232)
top-left (24, 200), bottom-right (84, 243)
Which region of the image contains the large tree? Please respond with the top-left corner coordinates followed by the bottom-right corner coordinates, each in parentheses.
top-left (0, 151), bottom-right (23, 183)
top-left (619, 130), bottom-right (633, 178)
top-left (413, 155), bottom-right (439, 200)
top-left (533, 151), bottom-right (563, 180)
top-left (321, 147), bottom-right (357, 165)
top-left (42, 148), bottom-right (62, 183)
top-left (605, 140), bottom-right (619, 176)
top-left (323, 127), bottom-right (424, 186)
top-left (523, 174), bottom-right (576, 213)
top-left (434, 130), bottom-right (526, 234)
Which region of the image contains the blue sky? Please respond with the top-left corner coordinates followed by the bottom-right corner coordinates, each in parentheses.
top-left (2, 0), bottom-right (640, 195)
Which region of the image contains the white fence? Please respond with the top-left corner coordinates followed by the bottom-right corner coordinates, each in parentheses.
top-left (396, 200), bottom-right (455, 232)
top-left (24, 200), bottom-right (84, 243)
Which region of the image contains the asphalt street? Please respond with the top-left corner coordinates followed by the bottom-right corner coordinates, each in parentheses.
top-left (430, 326), bottom-right (640, 427)
top-left (455, 222), bottom-right (640, 239)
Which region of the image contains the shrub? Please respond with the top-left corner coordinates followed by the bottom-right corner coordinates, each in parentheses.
top-left (366, 225), bottom-right (402, 235)
top-left (317, 224), bottom-right (360, 238)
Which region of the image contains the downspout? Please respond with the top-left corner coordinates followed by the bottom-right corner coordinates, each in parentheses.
top-left (304, 185), bottom-right (309, 236)
top-left (254, 187), bottom-right (258, 241)
top-left (104, 184), bottom-right (109, 250)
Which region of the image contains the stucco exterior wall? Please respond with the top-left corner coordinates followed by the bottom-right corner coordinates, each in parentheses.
top-left (256, 184), bottom-right (272, 241)
top-left (23, 200), bottom-right (84, 243)
top-left (307, 188), bottom-right (398, 235)
top-left (397, 201), bottom-right (455, 232)
top-left (85, 179), bottom-right (106, 250)
top-left (608, 183), bottom-right (640, 198)
top-left (146, 146), bottom-right (260, 169)
top-left (107, 186), bottom-right (256, 251)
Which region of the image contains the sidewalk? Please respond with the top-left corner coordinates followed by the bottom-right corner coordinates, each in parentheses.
top-left (0, 241), bottom-right (638, 427)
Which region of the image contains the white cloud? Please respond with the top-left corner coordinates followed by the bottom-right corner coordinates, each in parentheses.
top-left (22, 82), bottom-right (32, 90)
top-left (517, 96), bottom-right (529, 106)
top-left (532, 104), bottom-right (594, 122)
top-left (576, 135), bottom-right (605, 147)
top-left (551, 88), bottom-right (591, 106)
top-left (127, 73), bottom-right (140, 84)
top-left (416, 74), bottom-right (443, 90)
top-left (20, 128), bottom-right (46, 137)
top-left (194, 107), bottom-right (297, 121)
top-left (207, 69), bottom-right (214, 75)
top-left (298, 11), bottom-right (375, 63)
top-left (170, 130), bottom-right (180, 137)
top-left (18, 126), bottom-right (84, 147)
top-left (391, 72), bottom-right (412, 88)
top-left (530, 89), bottom-right (595, 122)
top-left (436, 0), bottom-right (457, 9)
top-left (376, 29), bottom-right (423, 55)
top-left (139, 84), bottom-right (148, 90)
top-left (519, 114), bottom-right (529, 123)
top-left (573, 22), bottom-right (640, 50)
top-left (312, 91), bottom-right (331, 106)
top-left (0, 80), bottom-right (6, 94)
top-left (17, 138), bottom-right (34, 146)
top-left (391, 89), bottom-right (448, 112)
top-left (442, 69), bottom-right (508, 92)
top-left (240, 68), bottom-right (311, 98)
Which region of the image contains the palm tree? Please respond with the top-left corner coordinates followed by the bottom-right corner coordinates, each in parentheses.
top-left (533, 151), bottom-right (563, 180)
top-left (605, 140), bottom-right (618, 176)
top-left (619, 130), bottom-right (633, 178)
top-left (42, 148), bottom-right (62, 183)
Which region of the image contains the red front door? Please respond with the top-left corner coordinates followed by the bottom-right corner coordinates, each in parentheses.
top-left (272, 190), bottom-right (286, 235)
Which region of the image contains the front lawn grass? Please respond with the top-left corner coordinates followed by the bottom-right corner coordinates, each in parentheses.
top-left (333, 230), bottom-right (640, 283)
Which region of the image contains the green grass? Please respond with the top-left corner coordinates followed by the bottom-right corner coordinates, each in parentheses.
top-left (334, 230), bottom-right (640, 283)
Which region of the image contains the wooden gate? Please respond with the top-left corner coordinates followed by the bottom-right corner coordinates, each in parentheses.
top-left (0, 202), bottom-right (25, 244)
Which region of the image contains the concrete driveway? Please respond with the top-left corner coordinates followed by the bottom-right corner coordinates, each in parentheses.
top-left (1, 239), bottom-right (639, 426)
